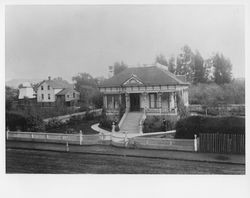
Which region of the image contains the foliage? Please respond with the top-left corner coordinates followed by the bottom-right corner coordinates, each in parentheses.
top-left (193, 51), bottom-right (206, 84)
top-left (98, 117), bottom-right (113, 132)
top-left (6, 111), bottom-right (45, 132)
top-left (168, 56), bottom-right (176, 74)
top-left (176, 93), bottom-right (190, 119)
top-left (113, 61), bottom-right (128, 75)
top-left (143, 116), bottom-right (177, 133)
top-left (45, 119), bottom-right (65, 130)
top-left (90, 91), bottom-right (103, 108)
top-left (175, 116), bottom-right (245, 139)
top-left (72, 72), bottom-right (99, 105)
top-left (176, 45), bottom-right (195, 82)
top-left (189, 80), bottom-right (245, 106)
top-left (155, 54), bottom-right (168, 67)
top-left (5, 86), bottom-right (18, 111)
top-left (212, 53), bottom-right (232, 84)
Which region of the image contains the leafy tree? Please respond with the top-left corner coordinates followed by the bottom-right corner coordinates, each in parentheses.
top-left (168, 56), bottom-right (176, 74)
top-left (212, 53), bottom-right (232, 84)
top-left (176, 45), bottom-right (195, 83)
top-left (155, 54), bottom-right (168, 67)
top-left (5, 86), bottom-right (18, 111)
top-left (72, 73), bottom-right (101, 107)
top-left (113, 61), bottom-right (128, 75)
top-left (193, 51), bottom-right (206, 84)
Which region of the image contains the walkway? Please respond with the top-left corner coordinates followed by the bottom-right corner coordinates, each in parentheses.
top-left (119, 112), bottom-right (143, 134)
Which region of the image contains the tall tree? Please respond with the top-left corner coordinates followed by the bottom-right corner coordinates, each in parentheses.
top-left (193, 50), bottom-right (205, 84)
top-left (168, 56), bottom-right (176, 74)
top-left (176, 45), bottom-right (195, 83)
top-left (155, 54), bottom-right (168, 67)
top-left (212, 53), bottom-right (232, 84)
top-left (72, 73), bottom-right (98, 105)
top-left (113, 61), bottom-right (128, 75)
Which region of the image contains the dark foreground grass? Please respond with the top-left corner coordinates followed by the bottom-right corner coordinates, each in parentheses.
top-left (6, 149), bottom-right (245, 174)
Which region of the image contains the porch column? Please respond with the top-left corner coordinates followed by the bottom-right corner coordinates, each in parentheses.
top-left (142, 92), bottom-right (148, 110)
top-left (103, 95), bottom-right (107, 108)
top-left (125, 93), bottom-right (130, 112)
top-left (174, 92), bottom-right (178, 114)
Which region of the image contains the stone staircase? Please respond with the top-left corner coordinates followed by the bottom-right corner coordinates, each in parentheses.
top-left (120, 112), bottom-right (143, 134)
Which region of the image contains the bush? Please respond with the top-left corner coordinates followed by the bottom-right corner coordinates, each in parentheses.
top-left (6, 111), bottom-right (28, 131)
top-left (99, 117), bottom-right (113, 131)
top-left (143, 116), bottom-right (177, 133)
top-left (85, 110), bottom-right (95, 121)
top-left (175, 116), bottom-right (245, 139)
top-left (46, 118), bottom-right (65, 130)
top-left (6, 111), bottom-right (45, 132)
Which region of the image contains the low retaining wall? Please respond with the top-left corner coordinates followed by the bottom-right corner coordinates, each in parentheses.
top-left (43, 109), bottom-right (102, 123)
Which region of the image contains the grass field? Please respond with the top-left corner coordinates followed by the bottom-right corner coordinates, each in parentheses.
top-left (6, 149), bottom-right (245, 174)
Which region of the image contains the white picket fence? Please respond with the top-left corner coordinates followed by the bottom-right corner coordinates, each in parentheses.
top-left (6, 131), bottom-right (197, 151)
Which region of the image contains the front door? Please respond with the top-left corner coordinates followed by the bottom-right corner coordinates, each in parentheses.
top-left (130, 93), bottom-right (140, 111)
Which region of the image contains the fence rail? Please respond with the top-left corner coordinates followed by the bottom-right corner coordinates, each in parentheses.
top-left (199, 133), bottom-right (245, 154)
top-left (6, 131), bottom-right (196, 152)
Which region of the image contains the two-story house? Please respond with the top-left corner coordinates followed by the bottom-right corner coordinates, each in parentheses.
top-left (36, 77), bottom-right (80, 107)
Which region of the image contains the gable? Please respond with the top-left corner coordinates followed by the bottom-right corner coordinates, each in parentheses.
top-left (122, 74), bottom-right (144, 86)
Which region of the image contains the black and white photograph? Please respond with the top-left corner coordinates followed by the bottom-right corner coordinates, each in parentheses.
top-left (4, 4), bottom-right (246, 175)
top-left (2, 2), bottom-right (250, 197)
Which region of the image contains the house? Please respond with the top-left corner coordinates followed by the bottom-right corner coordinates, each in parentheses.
top-left (98, 64), bottom-right (189, 120)
top-left (36, 77), bottom-right (80, 107)
top-left (18, 82), bottom-right (36, 99)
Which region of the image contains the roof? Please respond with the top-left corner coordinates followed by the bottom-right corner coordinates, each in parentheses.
top-left (99, 66), bottom-right (189, 87)
top-left (37, 79), bottom-right (74, 89)
top-left (56, 88), bottom-right (79, 96)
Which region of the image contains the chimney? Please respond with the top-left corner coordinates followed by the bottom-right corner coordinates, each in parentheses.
top-left (108, 66), bottom-right (114, 78)
top-left (48, 76), bottom-right (51, 81)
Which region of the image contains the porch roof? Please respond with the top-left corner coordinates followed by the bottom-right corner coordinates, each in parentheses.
top-left (99, 66), bottom-right (189, 88)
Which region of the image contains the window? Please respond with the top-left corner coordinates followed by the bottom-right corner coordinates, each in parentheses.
top-left (41, 94), bottom-right (44, 100)
top-left (48, 85), bottom-right (50, 90)
top-left (41, 86), bottom-right (44, 90)
top-left (107, 95), bottom-right (119, 109)
top-left (73, 93), bottom-right (75, 98)
top-left (48, 94), bottom-right (50, 100)
top-left (149, 93), bottom-right (157, 108)
top-left (67, 95), bottom-right (69, 98)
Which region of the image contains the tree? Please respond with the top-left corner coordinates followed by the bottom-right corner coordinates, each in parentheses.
top-left (193, 51), bottom-right (206, 84)
top-left (155, 54), bottom-right (168, 67)
top-left (5, 86), bottom-right (18, 111)
top-left (168, 56), bottom-right (176, 74)
top-left (176, 45), bottom-right (195, 83)
top-left (72, 73), bottom-right (102, 107)
top-left (113, 61), bottom-right (128, 75)
top-left (212, 53), bottom-right (232, 84)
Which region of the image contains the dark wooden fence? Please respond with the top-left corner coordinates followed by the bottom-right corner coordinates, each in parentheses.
top-left (199, 133), bottom-right (245, 154)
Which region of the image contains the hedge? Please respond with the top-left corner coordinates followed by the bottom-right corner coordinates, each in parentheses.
top-left (175, 116), bottom-right (245, 139)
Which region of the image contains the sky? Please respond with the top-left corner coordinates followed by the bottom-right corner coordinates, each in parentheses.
top-left (5, 5), bottom-right (245, 82)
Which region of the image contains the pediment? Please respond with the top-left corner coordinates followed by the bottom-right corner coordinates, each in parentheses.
top-left (122, 74), bottom-right (144, 86)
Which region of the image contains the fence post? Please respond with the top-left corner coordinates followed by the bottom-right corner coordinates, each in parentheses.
top-left (112, 122), bottom-right (115, 133)
top-left (79, 130), bottom-right (82, 145)
top-left (6, 128), bottom-right (9, 140)
top-left (31, 133), bottom-right (34, 139)
top-left (194, 134), bottom-right (198, 152)
top-left (124, 131), bottom-right (128, 147)
top-left (66, 142), bottom-right (69, 152)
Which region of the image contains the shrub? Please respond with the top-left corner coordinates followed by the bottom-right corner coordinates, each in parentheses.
top-left (99, 117), bottom-right (113, 131)
top-left (46, 118), bottom-right (65, 130)
top-left (143, 116), bottom-right (177, 133)
top-left (6, 111), bottom-right (45, 132)
top-left (175, 116), bottom-right (245, 139)
top-left (85, 110), bottom-right (94, 120)
top-left (6, 111), bottom-right (28, 131)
